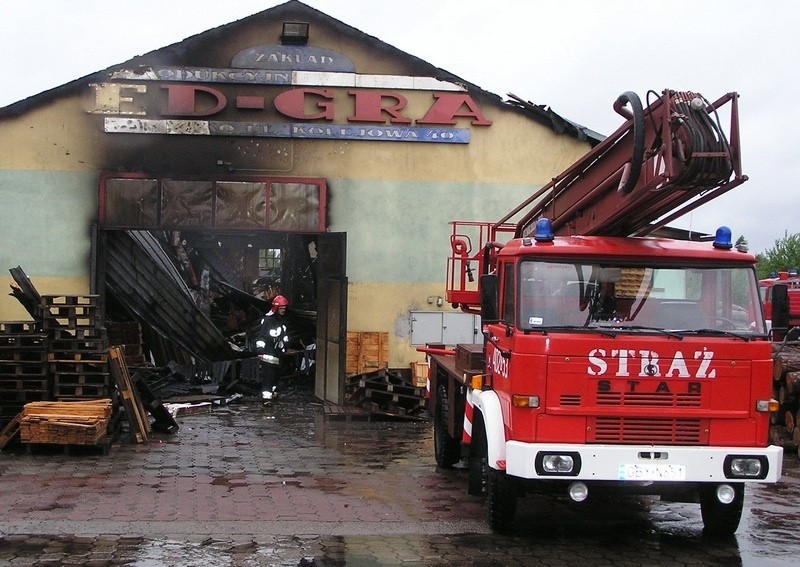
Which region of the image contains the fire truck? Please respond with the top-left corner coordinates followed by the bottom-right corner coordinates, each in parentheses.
top-left (424, 89), bottom-right (783, 536)
top-left (759, 270), bottom-right (800, 338)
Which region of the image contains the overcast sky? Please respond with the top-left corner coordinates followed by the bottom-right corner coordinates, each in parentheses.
top-left (3, 0), bottom-right (797, 255)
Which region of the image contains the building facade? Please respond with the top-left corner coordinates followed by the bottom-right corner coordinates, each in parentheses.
top-left (0, 1), bottom-right (599, 403)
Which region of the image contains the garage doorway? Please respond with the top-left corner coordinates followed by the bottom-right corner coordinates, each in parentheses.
top-left (95, 175), bottom-right (347, 404)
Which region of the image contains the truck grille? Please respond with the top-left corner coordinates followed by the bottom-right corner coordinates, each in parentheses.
top-left (590, 417), bottom-right (706, 445)
top-left (596, 391), bottom-right (701, 408)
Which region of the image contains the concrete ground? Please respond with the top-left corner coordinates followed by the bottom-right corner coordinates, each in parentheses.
top-left (1, 389), bottom-right (799, 566)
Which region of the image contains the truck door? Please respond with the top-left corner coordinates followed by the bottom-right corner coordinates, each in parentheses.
top-left (486, 262), bottom-right (514, 395)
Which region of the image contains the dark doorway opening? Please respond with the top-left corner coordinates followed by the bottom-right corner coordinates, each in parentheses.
top-left (97, 228), bottom-right (346, 404)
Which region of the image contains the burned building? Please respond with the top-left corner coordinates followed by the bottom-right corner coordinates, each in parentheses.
top-left (0, 1), bottom-right (599, 405)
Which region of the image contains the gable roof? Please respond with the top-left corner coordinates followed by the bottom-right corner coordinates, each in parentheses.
top-left (0, 0), bottom-right (602, 144)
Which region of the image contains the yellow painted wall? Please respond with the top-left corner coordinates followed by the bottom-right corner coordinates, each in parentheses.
top-left (348, 281), bottom-right (461, 368)
top-left (0, 98), bottom-right (102, 172)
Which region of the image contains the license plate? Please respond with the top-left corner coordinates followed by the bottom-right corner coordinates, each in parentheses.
top-left (618, 463), bottom-right (686, 481)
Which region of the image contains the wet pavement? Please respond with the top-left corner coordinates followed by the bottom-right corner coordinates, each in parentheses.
top-left (1, 390), bottom-right (799, 566)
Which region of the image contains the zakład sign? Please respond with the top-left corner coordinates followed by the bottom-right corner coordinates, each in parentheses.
top-left (91, 45), bottom-right (492, 144)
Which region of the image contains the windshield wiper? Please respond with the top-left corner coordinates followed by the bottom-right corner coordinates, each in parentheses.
top-left (582, 325), bottom-right (620, 338)
top-left (525, 325), bottom-right (617, 337)
top-left (690, 328), bottom-right (755, 341)
top-left (617, 325), bottom-right (684, 339)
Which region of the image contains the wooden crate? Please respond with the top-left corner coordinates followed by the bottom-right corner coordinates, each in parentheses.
top-left (411, 361), bottom-right (428, 388)
top-left (346, 332), bottom-right (388, 375)
top-left (455, 343), bottom-right (484, 373)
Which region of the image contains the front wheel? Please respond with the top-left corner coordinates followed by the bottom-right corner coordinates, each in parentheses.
top-left (699, 484), bottom-right (744, 536)
top-left (468, 415), bottom-right (487, 496)
top-left (434, 385), bottom-right (461, 468)
top-left (486, 467), bottom-right (517, 532)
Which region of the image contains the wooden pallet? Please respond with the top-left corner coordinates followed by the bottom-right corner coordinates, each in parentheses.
top-left (0, 361), bottom-right (49, 376)
top-left (108, 346), bottom-right (150, 443)
top-left (0, 378), bottom-right (48, 392)
top-left (0, 321), bottom-right (41, 334)
top-left (0, 334), bottom-right (47, 349)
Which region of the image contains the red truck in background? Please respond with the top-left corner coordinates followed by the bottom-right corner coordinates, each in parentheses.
top-left (423, 89), bottom-right (783, 536)
top-left (760, 270), bottom-right (800, 339)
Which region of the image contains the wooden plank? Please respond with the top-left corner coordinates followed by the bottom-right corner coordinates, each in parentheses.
top-left (358, 378), bottom-right (422, 397)
top-left (19, 399), bottom-right (112, 445)
top-left (108, 346), bottom-right (149, 443)
top-left (0, 413), bottom-right (21, 449)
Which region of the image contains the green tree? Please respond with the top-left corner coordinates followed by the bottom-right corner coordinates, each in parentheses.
top-left (756, 232), bottom-right (800, 279)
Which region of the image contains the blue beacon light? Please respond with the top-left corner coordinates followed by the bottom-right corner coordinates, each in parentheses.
top-left (534, 218), bottom-right (554, 242)
top-left (712, 226), bottom-right (733, 249)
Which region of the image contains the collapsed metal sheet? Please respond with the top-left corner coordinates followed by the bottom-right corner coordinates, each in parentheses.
top-left (105, 230), bottom-right (235, 362)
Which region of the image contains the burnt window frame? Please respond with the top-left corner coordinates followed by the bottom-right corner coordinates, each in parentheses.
top-left (98, 172), bottom-right (327, 232)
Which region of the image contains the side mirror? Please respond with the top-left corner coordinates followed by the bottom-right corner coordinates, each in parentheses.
top-left (480, 274), bottom-right (499, 323)
top-left (773, 284), bottom-right (790, 331)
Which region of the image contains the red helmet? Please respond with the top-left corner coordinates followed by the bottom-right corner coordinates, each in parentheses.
top-left (271, 295), bottom-right (289, 308)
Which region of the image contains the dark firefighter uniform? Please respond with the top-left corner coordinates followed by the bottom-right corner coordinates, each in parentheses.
top-left (255, 295), bottom-right (289, 401)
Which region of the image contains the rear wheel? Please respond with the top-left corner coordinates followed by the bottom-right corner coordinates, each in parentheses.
top-left (486, 467), bottom-right (517, 532)
top-left (699, 484), bottom-right (744, 536)
top-left (434, 385), bottom-right (460, 468)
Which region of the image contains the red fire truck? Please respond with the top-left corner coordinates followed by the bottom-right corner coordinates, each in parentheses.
top-left (424, 90), bottom-right (782, 536)
top-left (759, 271), bottom-right (800, 338)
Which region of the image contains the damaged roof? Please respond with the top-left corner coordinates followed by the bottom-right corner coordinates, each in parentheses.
top-left (0, 0), bottom-right (603, 145)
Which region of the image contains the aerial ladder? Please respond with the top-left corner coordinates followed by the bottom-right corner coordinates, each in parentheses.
top-left (446, 89), bottom-right (747, 312)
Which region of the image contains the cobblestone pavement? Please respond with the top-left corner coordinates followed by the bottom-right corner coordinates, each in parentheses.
top-left (1, 391), bottom-right (799, 566)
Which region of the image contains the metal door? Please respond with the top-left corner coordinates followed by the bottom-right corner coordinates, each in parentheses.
top-left (315, 233), bottom-right (347, 404)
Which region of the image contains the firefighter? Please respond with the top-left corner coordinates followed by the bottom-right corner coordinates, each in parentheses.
top-left (254, 295), bottom-right (289, 403)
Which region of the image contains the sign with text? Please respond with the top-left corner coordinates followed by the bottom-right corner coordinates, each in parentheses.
top-left (94, 45), bottom-right (491, 144)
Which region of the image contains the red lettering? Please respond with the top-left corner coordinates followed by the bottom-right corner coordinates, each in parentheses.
top-left (236, 95), bottom-right (265, 110)
top-left (417, 93), bottom-right (492, 126)
top-left (347, 90), bottom-right (412, 124)
top-left (156, 86), bottom-right (493, 128)
top-left (162, 84), bottom-right (226, 117)
top-left (273, 88), bottom-right (334, 120)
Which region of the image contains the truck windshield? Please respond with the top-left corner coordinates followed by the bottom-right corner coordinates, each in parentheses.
top-left (517, 260), bottom-right (766, 335)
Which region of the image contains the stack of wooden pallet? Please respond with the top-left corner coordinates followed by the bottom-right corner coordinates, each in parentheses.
top-left (345, 368), bottom-right (426, 419)
top-left (0, 321), bottom-right (48, 426)
top-left (19, 399), bottom-right (112, 446)
top-left (40, 295), bottom-right (111, 400)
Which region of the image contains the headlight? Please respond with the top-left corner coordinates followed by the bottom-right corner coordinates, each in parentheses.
top-left (535, 451), bottom-right (582, 476)
top-left (724, 455), bottom-right (768, 479)
top-left (543, 455), bottom-right (574, 473)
